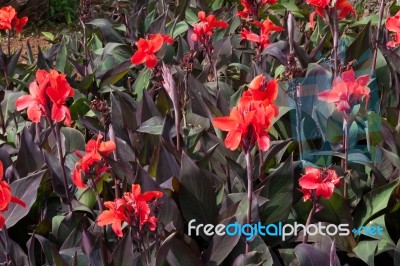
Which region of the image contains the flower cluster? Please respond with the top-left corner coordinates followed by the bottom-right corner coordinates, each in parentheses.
top-left (97, 184), bottom-right (163, 237)
top-left (191, 11), bottom-right (229, 44)
top-left (0, 161), bottom-right (26, 228)
top-left (386, 11), bottom-right (400, 48)
top-left (299, 167), bottom-right (341, 201)
top-left (72, 134), bottom-right (116, 188)
top-left (213, 75), bottom-right (279, 151)
top-left (318, 69), bottom-right (370, 113)
top-left (237, 0), bottom-right (277, 19)
top-left (307, 0), bottom-right (356, 28)
top-left (131, 33), bottom-right (174, 69)
top-left (241, 19), bottom-right (284, 50)
top-left (15, 69), bottom-right (75, 125)
top-left (0, 6), bottom-right (28, 33)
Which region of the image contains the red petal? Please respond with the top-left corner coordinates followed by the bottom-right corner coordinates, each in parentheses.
top-left (10, 195), bottom-right (26, 208)
top-left (131, 50), bottom-right (147, 65)
top-left (0, 214), bottom-right (4, 229)
top-left (249, 75), bottom-right (264, 90)
top-left (299, 173), bottom-right (321, 189)
top-left (97, 210), bottom-right (115, 226)
top-left (341, 69), bottom-right (355, 83)
top-left (51, 104), bottom-right (66, 123)
top-left (72, 168), bottom-right (86, 188)
top-left (257, 134), bottom-right (270, 151)
top-left (145, 54), bottom-right (158, 68)
top-left (315, 182), bottom-right (334, 199)
top-left (15, 95), bottom-right (35, 111)
top-left (224, 130), bottom-right (242, 150)
top-left (213, 116), bottom-right (237, 131)
top-left (149, 34), bottom-right (164, 53)
top-left (386, 17), bottom-right (400, 32)
top-left (112, 221), bottom-right (124, 237)
top-left (26, 104), bottom-right (43, 123)
top-left (98, 140), bottom-right (116, 155)
top-left (356, 75), bottom-right (370, 86)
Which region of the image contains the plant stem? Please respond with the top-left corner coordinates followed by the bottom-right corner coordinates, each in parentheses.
top-left (7, 30), bottom-right (11, 58)
top-left (294, 85), bottom-right (304, 161)
top-left (2, 225), bottom-right (11, 264)
top-left (109, 125), bottom-right (120, 198)
top-left (371, 0), bottom-right (385, 77)
top-left (343, 117), bottom-right (349, 199)
top-left (303, 199), bottom-right (317, 243)
top-left (245, 150), bottom-right (253, 253)
top-left (54, 124), bottom-right (72, 212)
top-left (89, 176), bottom-right (103, 213)
top-left (332, 8), bottom-right (339, 77)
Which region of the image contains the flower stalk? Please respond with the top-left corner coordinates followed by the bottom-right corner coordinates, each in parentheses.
top-left (303, 197), bottom-right (317, 243)
top-left (343, 116), bottom-right (350, 199)
top-left (245, 149), bottom-right (253, 252)
top-left (370, 0), bottom-right (385, 77)
top-left (54, 123), bottom-right (72, 212)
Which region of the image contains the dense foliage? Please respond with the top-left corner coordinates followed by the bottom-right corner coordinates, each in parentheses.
top-left (0, 0), bottom-right (400, 265)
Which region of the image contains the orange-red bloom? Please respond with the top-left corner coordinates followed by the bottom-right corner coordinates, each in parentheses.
top-left (213, 75), bottom-right (279, 151)
top-left (241, 19), bottom-right (284, 49)
top-left (308, 0), bottom-right (355, 28)
top-left (97, 184), bottom-right (162, 237)
top-left (0, 6), bottom-right (27, 33)
top-left (72, 134), bottom-right (116, 188)
top-left (299, 167), bottom-right (341, 201)
top-left (191, 11), bottom-right (229, 43)
top-left (237, 0), bottom-right (278, 19)
top-left (0, 161), bottom-right (26, 228)
top-left (318, 69), bottom-right (370, 113)
top-left (131, 33), bottom-right (173, 68)
top-left (386, 11), bottom-right (400, 48)
top-left (16, 69), bottom-right (75, 125)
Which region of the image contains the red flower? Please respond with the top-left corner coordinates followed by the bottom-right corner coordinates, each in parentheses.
top-left (213, 75), bottom-right (279, 151)
top-left (97, 184), bottom-right (163, 237)
top-left (16, 69), bottom-right (74, 125)
top-left (241, 19), bottom-right (284, 49)
top-left (72, 134), bottom-right (116, 188)
top-left (386, 11), bottom-right (400, 48)
top-left (0, 161), bottom-right (26, 228)
top-left (123, 184), bottom-right (163, 231)
top-left (0, 6), bottom-right (15, 31)
top-left (299, 167), bottom-right (341, 200)
top-left (191, 11), bottom-right (228, 43)
top-left (318, 69), bottom-right (369, 113)
top-left (308, 0), bottom-right (355, 28)
top-left (131, 34), bottom-right (172, 68)
top-left (237, 0), bottom-right (278, 19)
top-left (0, 6), bottom-right (27, 33)
top-left (148, 33), bottom-right (174, 44)
top-left (239, 75), bottom-right (279, 115)
top-left (97, 199), bottom-right (130, 237)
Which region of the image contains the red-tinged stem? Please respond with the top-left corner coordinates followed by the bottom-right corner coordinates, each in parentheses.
top-left (294, 85), bottom-right (304, 161)
top-left (371, 0), bottom-right (385, 77)
top-left (343, 117), bottom-right (349, 199)
top-left (245, 150), bottom-right (253, 253)
top-left (54, 123), bottom-right (72, 212)
top-left (303, 198), bottom-right (317, 243)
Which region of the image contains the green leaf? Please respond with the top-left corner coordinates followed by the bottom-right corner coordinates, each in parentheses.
top-left (132, 68), bottom-right (151, 101)
top-left (41, 32), bottom-right (55, 41)
top-left (61, 127), bottom-right (86, 153)
top-left (353, 240), bottom-right (379, 265)
top-left (353, 179), bottom-right (399, 227)
top-left (136, 116), bottom-right (164, 135)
